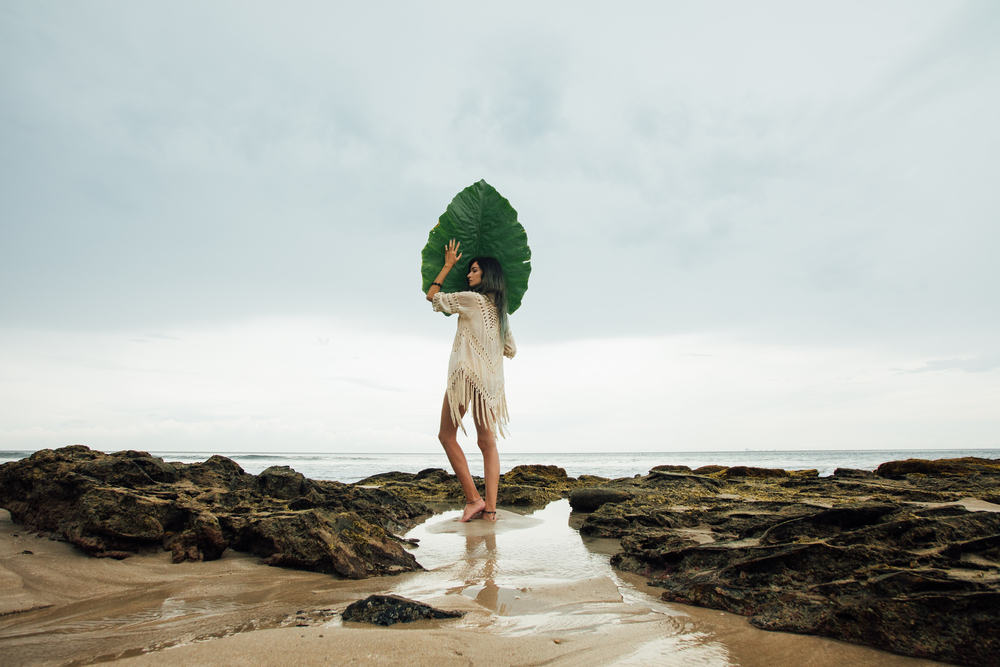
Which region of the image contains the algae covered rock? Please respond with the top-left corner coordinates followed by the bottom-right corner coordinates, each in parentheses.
top-left (579, 455), bottom-right (1000, 666)
top-left (717, 466), bottom-right (788, 479)
top-left (876, 456), bottom-right (1000, 478)
top-left (342, 594), bottom-right (463, 625)
top-left (569, 487), bottom-right (637, 512)
top-left (610, 497), bottom-right (1000, 667)
top-left (229, 510), bottom-right (418, 579)
top-left (356, 463), bottom-right (604, 506)
top-left (0, 446), bottom-right (428, 578)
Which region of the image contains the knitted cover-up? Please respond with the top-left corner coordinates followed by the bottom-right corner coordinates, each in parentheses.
top-left (432, 291), bottom-right (516, 437)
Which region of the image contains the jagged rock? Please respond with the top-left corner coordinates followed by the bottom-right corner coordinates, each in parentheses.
top-left (876, 457), bottom-right (1000, 478)
top-left (342, 594), bottom-right (463, 625)
top-left (833, 467), bottom-right (874, 478)
top-left (584, 499), bottom-right (820, 539)
top-left (414, 467), bottom-right (452, 483)
top-left (570, 456), bottom-right (1000, 664)
top-left (610, 498), bottom-right (1000, 667)
top-left (569, 487), bottom-right (637, 512)
top-left (167, 511), bottom-right (227, 563)
top-left (497, 484), bottom-right (561, 506)
top-left (502, 464), bottom-right (570, 486)
top-left (650, 464), bottom-right (692, 473)
top-left (719, 466), bottom-right (789, 479)
top-left (73, 487), bottom-right (172, 547)
top-left (184, 454), bottom-right (250, 488)
top-left (0, 446), bottom-right (429, 578)
top-left (74, 449), bottom-right (181, 487)
top-left (356, 470), bottom-right (424, 485)
top-left (646, 470), bottom-right (724, 490)
top-left (253, 466), bottom-right (315, 500)
top-left (355, 463), bottom-right (605, 505)
top-left (229, 510), bottom-right (416, 579)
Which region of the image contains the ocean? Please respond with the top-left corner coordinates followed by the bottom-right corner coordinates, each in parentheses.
top-left (2, 448), bottom-right (998, 483)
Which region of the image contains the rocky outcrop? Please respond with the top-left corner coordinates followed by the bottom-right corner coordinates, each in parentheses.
top-left (356, 464), bottom-right (604, 506)
top-left (568, 487), bottom-right (638, 512)
top-left (342, 594), bottom-right (463, 625)
top-left (0, 446), bottom-right (428, 578)
top-left (612, 501), bottom-right (1000, 667)
top-left (572, 458), bottom-right (1000, 667)
top-left (876, 456), bottom-right (1000, 478)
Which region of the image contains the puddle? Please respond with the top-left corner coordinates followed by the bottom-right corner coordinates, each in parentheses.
top-left (53, 596), bottom-right (240, 634)
top-left (606, 633), bottom-right (735, 667)
top-left (905, 497), bottom-right (1000, 513)
top-left (388, 499), bottom-right (736, 660)
top-left (396, 500), bottom-right (619, 588)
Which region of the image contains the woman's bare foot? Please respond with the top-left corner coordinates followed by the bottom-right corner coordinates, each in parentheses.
top-left (481, 510), bottom-right (497, 522)
top-left (460, 498), bottom-right (486, 522)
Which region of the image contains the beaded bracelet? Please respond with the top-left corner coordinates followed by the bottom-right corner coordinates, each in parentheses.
top-left (431, 282), bottom-right (442, 287)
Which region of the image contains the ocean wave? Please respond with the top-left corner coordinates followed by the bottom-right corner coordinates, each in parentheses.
top-left (0, 451), bottom-right (35, 461)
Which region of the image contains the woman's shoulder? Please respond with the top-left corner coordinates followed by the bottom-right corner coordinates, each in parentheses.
top-left (435, 291), bottom-right (488, 313)
top-left (455, 291), bottom-right (489, 303)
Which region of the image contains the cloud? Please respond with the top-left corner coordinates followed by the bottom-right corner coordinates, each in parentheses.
top-left (1, 3), bottom-right (998, 454)
top-left (4, 322), bottom-right (999, 453)
top-left (1, 1), bottom-right (996, 351)
top-left (332, 376), bottom-right (410, 394)
top-left (898, 354), bottom-right (1000, 374)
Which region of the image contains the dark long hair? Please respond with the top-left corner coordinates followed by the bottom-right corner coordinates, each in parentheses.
top-left (469, 256), bottom-right (510, 342)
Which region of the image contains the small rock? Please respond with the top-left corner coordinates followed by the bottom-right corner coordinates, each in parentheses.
top-left (341, 594), bottom-right (464, 626)
top-left (833, 468), bottom-right (874, 479)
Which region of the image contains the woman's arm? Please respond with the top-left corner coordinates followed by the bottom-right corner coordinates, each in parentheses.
top-left (426, 239), bottom-right (462, 301)
top-left (503, 330), bottom-right (516, 359)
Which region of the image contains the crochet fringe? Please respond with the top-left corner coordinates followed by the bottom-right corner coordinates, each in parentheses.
top-left (447, 370), bottom-right (509, 439)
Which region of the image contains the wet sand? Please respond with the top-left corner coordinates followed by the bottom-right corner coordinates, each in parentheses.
top-left (0, 504), bottom-right (954, 667)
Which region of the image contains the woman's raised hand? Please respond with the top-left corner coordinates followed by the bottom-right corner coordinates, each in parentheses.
top-left (444, 239), bottom-right (462, 267)
top-left (426, 239), bottom-right (461, 301)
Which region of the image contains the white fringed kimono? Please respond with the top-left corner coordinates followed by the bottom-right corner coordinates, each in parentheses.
top-left (432, 291), bottom-right (516, 437)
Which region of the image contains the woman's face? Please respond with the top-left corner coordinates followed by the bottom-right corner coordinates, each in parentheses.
top-left (467, 261), bottom-right (483, 287)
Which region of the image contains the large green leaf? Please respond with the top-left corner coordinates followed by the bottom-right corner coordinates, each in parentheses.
top-left (421, 180), bottom-right (531, 314)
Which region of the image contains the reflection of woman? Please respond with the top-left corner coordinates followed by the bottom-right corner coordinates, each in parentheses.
top-left (426, 239), bottom-right (516, 522)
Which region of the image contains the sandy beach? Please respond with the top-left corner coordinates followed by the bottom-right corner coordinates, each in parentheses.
top-left (1, 502), bottom-right (953, 667)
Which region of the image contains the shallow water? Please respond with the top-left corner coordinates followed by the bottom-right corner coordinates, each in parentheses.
top-left (383, 501), bottom-right (955, 667)
top-left (389, 499), bottom-right (738, 663)
top-left (399, 500), bottom-right (612, 586)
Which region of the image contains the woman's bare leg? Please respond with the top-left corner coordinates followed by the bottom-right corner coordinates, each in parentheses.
top-left (473, 410), bottom-right (500, 521)
top-left (438, 394), bottom-right (485, 522)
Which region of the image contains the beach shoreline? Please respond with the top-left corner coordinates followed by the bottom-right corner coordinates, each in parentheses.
top-left (0, 505), bottom-right (954, 667)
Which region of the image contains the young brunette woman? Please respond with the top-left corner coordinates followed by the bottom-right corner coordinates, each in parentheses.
top-left (425, 239), bottom-right (516, 522)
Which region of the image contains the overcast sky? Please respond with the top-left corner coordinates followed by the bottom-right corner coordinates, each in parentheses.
top-left (2, 1), bottom-right (998, 455)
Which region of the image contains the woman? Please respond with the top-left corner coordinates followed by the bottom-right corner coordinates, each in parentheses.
top-left (426, 239), bottom-right (516, 522)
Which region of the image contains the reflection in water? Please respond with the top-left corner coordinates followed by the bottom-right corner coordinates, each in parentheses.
top-left (460, 529), bottom-right (498, 581)
top-left (402, 500), bottom-right (611, 587)
top-left (393, 500), bottom-right (737, 664)
top-left (21, 594), bottom-right (240, 635)
top-left (608, 634), bottom-right (735, 667)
